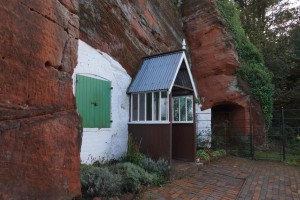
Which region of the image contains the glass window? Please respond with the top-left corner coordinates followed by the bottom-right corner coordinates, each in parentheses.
top-left (187, 96), bottom-right (193, 121)
top-left (180, 97), bottom-right (186, 121)
top-left (132, 94), bottom-right (138, 121)
top-left (130, 91), bottom-right (169, 123)
top-left (153, 92), bottom-right (160, 121)
top-left (139, 93), bottom-right (145, 121)
top-left (173, 97), bottom-right (179, 121)
top-left (172, 95), bottom-right (193, 122)
top-left (161, 91), bottom-right (168, 121)
top-left (146, 93), bottom-right (152, 121)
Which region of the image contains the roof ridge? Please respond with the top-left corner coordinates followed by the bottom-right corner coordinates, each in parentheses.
top-left (143, 49), bottom-right (185, 60)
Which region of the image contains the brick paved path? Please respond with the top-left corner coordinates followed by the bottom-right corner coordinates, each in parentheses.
top-left (141, 157), bottom-right (300, 200)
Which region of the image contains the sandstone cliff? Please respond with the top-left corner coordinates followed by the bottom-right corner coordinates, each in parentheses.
top-left (0, 0), bottom-right (81, 199)
top-left (182, 0), bottom-right (264, 137)
top-left (79, 0), bottom-right (184, 75)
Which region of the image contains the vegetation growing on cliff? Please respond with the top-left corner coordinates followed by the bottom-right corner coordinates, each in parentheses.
top-left (231, 0), bottom-right (300, 111)
top-left (216, 0), bottom-right (274, 126)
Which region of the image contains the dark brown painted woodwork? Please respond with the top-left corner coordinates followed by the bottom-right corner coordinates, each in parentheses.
top-left (128, 124), bottom-right (172, 162)
top-left (172, 123), bottom-right (196, 162)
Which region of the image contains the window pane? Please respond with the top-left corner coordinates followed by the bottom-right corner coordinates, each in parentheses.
top-left (139, 93), bottom-right (145, 121)
top-left (146, 93), bottom-right (152, 121)
top-left (153, 92), bottom-right (160, 121)
top-left (173, 97), bottom-right (179, 121)
top-left (132, 94), bottom-right (138, 121)
top-left (180, 96), bottom-right (186, 121)
top-left (187, 96), bottom-right (193, 121)
top-left (161, 91), bottom-right (168, 121)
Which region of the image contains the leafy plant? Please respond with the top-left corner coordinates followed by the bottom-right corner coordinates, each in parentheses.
top-left (126, 134), bottom-right (145, 164)
top-left (196, 149), bottom-right (227, 162)
top-left (80, 164), bottom-right (123, 198)
top-left (111, 162), bottom-right (156, 193)
top-left (211, 150), bottom-right (226, 158)
top-left (196, 150), bottom-right (210, 161)
top-left (236, 63), bottom-right (274, 125)
top-left (155, 158), bottom-right (170, 177)
top-left (138, 157), bottom-right (170, 184)
top-left (80, 154), bottom-right (171, 198)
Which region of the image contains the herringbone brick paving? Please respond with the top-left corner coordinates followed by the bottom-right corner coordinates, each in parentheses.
top-left (140, 156), bottom-right (300, 200)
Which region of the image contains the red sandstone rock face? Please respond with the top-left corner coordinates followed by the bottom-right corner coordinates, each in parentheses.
top-left (79, 0), bottom-right (184, 75)
top-left (182, 0), bottom-right (265, 136)
top-left (182, 0), bottom-right (242, 110)
top-left (0, 0), bottom-right (81, 199)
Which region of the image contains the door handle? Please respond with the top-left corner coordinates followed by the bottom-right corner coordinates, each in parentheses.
top-left (91, 102), bottom-right (98, 106)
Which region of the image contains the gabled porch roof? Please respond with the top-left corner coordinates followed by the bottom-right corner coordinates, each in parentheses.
top-left (127, 50), bottom-right (198, 96)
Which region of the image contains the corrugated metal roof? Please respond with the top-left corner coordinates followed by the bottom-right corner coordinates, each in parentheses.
top-left (128, 51), bottom-right (184, 93)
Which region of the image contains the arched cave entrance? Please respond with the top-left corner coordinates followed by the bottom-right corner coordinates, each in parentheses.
top-left (211, 103), bottom-right (250, 151)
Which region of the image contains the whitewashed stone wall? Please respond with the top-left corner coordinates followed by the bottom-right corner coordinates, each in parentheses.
top-left (73, 40), bottom-right (131, 164)
top-left (195, 105), bottom-right (212, 148)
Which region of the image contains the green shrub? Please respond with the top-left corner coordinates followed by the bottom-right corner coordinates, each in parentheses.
top-left (196, 150), bottom-right (210, 161)
top-left (138, 157), bottom-right (157, 173)
top-left (111, 162), bottom-right (157, 193)
top-left (80, 156), bottom-right (170, 197)
top-left (80, 164), bottom-right (123, 198)
top-left (211, 150), bottom-right (226, 158)
top-left (139, 157), bottom-right (170, 176)
top-left (138, 157), bottom-right (170, 184)
top-left (219, 149), bottom-right (227, 156)
top-left (155, 158), bottom-right (170, 177)
top-left (127, 134), bottom-right (145, 164)
top-left (197, 149), bottom-right (227, 161)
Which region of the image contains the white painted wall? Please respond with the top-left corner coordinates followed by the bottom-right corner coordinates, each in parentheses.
top-left (73, 40), bottom-right (131, 164)
top-left (195, 105), bottom-right (212, 148)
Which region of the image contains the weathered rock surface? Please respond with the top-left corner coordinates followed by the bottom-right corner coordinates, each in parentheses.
top-left (79, 0), bottom-right (184, 76)
top-left (182, 0), bottom-right (264, 136)
top-left (182, 0), bottom-right (241, 109)
top-left (0, 0), bottom-right (81, 199)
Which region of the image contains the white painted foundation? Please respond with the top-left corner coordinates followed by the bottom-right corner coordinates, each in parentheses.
top-left (73, 40), bottom-right (131, 164)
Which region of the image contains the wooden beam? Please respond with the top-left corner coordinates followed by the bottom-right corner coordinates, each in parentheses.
top-left (173, 84), bottom-right (193, 91)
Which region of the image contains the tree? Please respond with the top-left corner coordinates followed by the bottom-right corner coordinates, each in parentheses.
top-left (233, 0), bottom-right (300, 109)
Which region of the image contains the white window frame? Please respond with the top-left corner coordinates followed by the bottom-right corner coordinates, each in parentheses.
top-left (172, 95), bottom-right (194, 123)
top-left (129, 91), bottom-right (169, 124)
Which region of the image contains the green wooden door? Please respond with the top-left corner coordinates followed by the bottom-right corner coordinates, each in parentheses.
top-left (76, 74), bottom-right (111, 128)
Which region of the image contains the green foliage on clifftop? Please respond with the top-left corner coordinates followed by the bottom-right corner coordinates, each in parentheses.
top-left (216, 0), bottom-right (274, 126)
